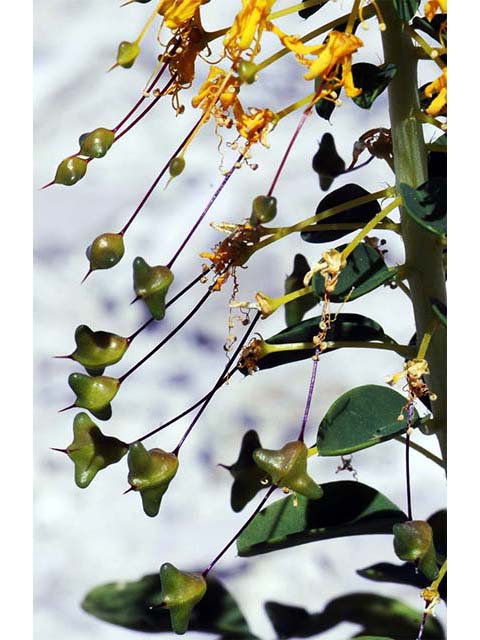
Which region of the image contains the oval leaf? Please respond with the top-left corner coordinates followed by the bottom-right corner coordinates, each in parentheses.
top-left (317, 385), bottom-right (418, 456)
top-left (242, 313), bottom-right (391, 372)
top-left (399, 178), bottom-right (446, 236)
top-left (301, 184), bottom-right (381, 244)
top-left (351, 63), bottom-right (397, 109)
top-left (312, 242), bottom-right (397, 302)
top-left (237, 481), bottom-right (406, 557)
top-left (82, 573), bottom-right (257, 638)
top-left (265, 593), bottom-right (444, 640)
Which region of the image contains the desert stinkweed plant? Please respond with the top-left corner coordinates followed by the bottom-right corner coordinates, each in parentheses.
top-left (45, 1), bottom-right (447, 638)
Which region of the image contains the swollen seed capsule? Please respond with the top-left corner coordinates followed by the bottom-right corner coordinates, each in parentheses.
top-left (80, 128), bottom-right (115, 158)
top-left (115, 40), bottom-right (140, 69)
top-left (133, 257), bottom-right (174, 321)
top-left (169, 156), bottom-right (186, 177)
top-left (68, 373), bottom-right (120, 421)
top-left (54, 156), bottom-right (88, 186)
top-left (238, 60), bottom-right (258, 84)
top-left (158, 563), bottom-right (207, 634)
top-left (70, 325), bottom-right (129, 375)
top-left (87, 233), bottom-right (125, 271)
top-left (250, 195), bottom-right (277, 225)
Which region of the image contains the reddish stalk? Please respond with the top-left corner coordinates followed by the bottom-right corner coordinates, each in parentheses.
top-left (298, 350), bottom-right (320, 442)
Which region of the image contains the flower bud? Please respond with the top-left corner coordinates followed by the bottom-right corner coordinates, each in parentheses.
top-left (86, 233), bottom-right (125, 271)
top-left (169, 156), bottom-right (186, 177)
top-left (79, 128), bottom-right (115, 158)
top-left (238, 60), bottom-right (258, 84)
top-left (115, 41), bottom-right (140, 69)
top-left (60, 412), bottom-right (128, 488)
top-left (127, 442), bottom-right (179, 517)
top-left (133, 257), bottom-right (174, 320)
top-left (253, 441), bottom-right (323, 500)
top-left (393, 520), bottom-right (439, 580)
top-left (157, 563), bottom-right (207, 634)
top-left (68, 373), bottom-right (120, 420)
top-left (250, 195), bottom-right (277, 226)
top-left (54, 156), bottom-right (88, 186)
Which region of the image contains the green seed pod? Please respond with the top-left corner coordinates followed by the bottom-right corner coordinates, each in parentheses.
top-left (69, 325), bottom-right (129, 375)
top-left (253, 441), bottom-right (323, 500)
top-left (54, 156), bottom-right (88, 186)
top-left (68, 373), bottom-right (120, 421)
top-left (284, 254), bottom-right (318, 327)
top-left (250, 195), bottom-right (277, 226)
top-left (219, 430), bottom-right (272, 512)
top-left (158, 563), bottom-right (207, 635)
top-left (127, 442), bottom-right (179, 517)
top-left (169, 156), bottom-right (186, 177)
top-left (78, 132), bottom-right (89, 148)
top-left (86, 233), bottom-right (125, 271)
top-left (133, 257), bottom-right (174, 321)
top-left (115, 40), bottom-right (140, 69)
top-left (238, 60), bottom-right (258, 84)
top-left (312, 133), bottom-right (346, 191)
top-left (59, 412), bottom-right (128, 488)
top-left (79, 128), bottom-right (115, 158)
top-left (393, 520), bottom-right (439, 580)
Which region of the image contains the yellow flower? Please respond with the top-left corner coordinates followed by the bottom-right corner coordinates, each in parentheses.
top-left (159, 0), bottom-right (204, 31)
top-left (425, 0), bottom-right (447, 22)
top-left (268, 26), bottom-right (364, 97)
top-left (235, 106), bottom-right (276, 147)
top-left (425, 68), bottom-right (447, 116)
top-left (224, 0), bottom-right (277, 61)
top-left (191, 66), bottom-right (240, 116)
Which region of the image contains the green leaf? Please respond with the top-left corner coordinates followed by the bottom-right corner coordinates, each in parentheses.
top-left (412, 14), bottom-right (447, 44)
top-left (265, 592), bottom-right (444, 639)
top-left (301, 184), bottom-right (380, 244)
top-left (237, 481), bottom-right (406, 557)
top-left (312, 242), bottom-right (397, 303)
top-left (392, 0), bottom-right (421, 22)
top-left (299, 0), bottom-right (329, 20)
top-left (284, 255), bottom-right (318, 327)
top-left (430, 298), bottom-right (447, 328)
top-left (82, 573), bottom-right (257, 638)
top-left (357, 561), bottom-right (447, 601)
top-left (351, 63), bottom-right (397, 109)
top-left (241, 313), bottom-right (391, 372)
top-left (317, 385), bottom-right (418, 456)
top-left (314, 76), bottom-right (339, 121)
top-left (399, 178), bottom-right (446, 236)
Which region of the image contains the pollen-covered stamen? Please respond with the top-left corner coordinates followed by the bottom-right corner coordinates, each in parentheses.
top-left (359, 0), bottom-right (386, 31)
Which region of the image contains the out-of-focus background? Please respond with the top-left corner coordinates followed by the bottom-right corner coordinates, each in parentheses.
top-left (34, 2), bottom-right (446, 639)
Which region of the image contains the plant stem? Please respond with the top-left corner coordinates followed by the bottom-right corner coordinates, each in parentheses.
top-left (379, 2), bottom-right (447, 469)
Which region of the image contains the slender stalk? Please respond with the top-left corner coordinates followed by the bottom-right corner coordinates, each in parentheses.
top-left (298, 351), bottom-right (320, 442)
top-left (202, 485), bottom-right (277, 577)
top-left (379, 2), bottom-right (447, 467)
top-left (394, 436), bottom-right (443, 469)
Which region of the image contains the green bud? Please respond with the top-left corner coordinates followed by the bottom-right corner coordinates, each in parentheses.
top-left (86, 233), bottom-right (125, 271)
top-left (54, 156), bottom-right (88, 186)
top-left (284, 254), bottom-right (318, 327)
top-left (312, 133), bottom-right (346, 191)
top-left (393, 520), bottom-right (438, 580)
top-left (68, 373), bottom-right (120, 421)
top-left (115, 41), bottom-right (140, 69)
top-left (158, 563), bottom-right (207, 634)
top-left (238, 60), bottom-right (258, 84)
top-left (169, 156), bottom-right (186, 177)
top-left (79, 128), bottom-right (115, 158)
top-left (69, 325), bottom-right (129, 375)
top-left (219, 430), bottom-right (272, 512)
top-left (253, 441), bottom-right (323, 500)
top-left (60, 412), bottom-right (128, 488)
top-left (133, 257), bottom-right (174, 321)
top-left (250, 195), bottom-right (277, 226)
top-left (127, 442), bottom-right (179, 517)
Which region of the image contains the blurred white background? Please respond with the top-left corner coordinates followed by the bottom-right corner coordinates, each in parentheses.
top-left (34, 2), bottom-right (446, 639)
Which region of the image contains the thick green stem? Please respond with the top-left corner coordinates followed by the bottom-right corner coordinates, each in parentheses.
top-left (379, 3), bottom-right (447, 469)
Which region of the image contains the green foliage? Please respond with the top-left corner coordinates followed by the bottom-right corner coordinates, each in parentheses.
top-left (392, 0), bottom-right (421, 22)
top-left (312, 242), bottom-right (397, 302)
top-left (317, 385), bottom-right (418, 456)
top-left (237, 481), bottom-right (406, 557)
top-left (399, 178), bottom-right (447, 237)
top-left (82, 573), bottom-right (257, 638)
top-left (351, 63), bottom-right (397, 109)
top-left (284, 255), bottom-right (318, 326)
